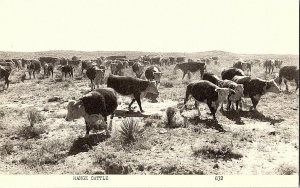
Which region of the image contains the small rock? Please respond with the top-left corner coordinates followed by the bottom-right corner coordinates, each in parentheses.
top-left (213, 164), bottom-right (219, 169)
top-left (48, 96), bottom-right (61, 102)
top-left (268, 131), bottom-right (276, 136)
top-left (159, 128), bottom-right (167, 134)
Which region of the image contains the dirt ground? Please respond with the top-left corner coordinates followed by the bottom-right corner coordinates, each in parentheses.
top-left (0, 51), bottom-right (298, 175)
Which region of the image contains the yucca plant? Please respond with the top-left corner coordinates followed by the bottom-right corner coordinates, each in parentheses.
top-left (27, 109), bottom-right (42, 127)
top-left (119, 118), bottom-right (143, 144)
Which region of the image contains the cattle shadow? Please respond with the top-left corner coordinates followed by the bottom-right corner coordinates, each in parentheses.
top-left (189, 116), bottom-right (226, 132)
top-left (114, 109), bottom-right (150, 118)
top-left (221, 110), bottom-right (284, 125)
top-left (68, 133), bottom-right (110, 156)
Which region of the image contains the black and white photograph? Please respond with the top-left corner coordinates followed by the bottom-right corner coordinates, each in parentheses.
top-left (0, 0), bottom-right (298, 187)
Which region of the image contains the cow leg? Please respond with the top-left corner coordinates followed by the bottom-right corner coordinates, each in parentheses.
top-left (250, 96), bottom-right (259, 110)
top-left (5, 77), bottom-right (9, 89)
top-left (135, 95), bottom-right (144, 113)
top-left (295, 79), bottom-right (299, 91)
top-left (182, 71), bottom-right (187, 80)
top-left (195, 101), bottom-right (201, 117)
top-left (128, 99), bottom-right (136, 111)
top-left (103, 116), bottom-right (110, 136)
top-left (207, 101), bottom-right (217, 120)
top-left (284, 79), bottom-right (289, 92)
top-left (85, 121), bottom-right (91, 137)
top-left (90, 79), bottom-right (94, 91)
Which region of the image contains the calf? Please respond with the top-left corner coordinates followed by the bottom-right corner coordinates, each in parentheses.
top-left (0, 65), bottom-right (12, 89)
top-left (86, 66), bottom-right (106, 90)
top-left (132, 62), bottom-right (144, 78)
top-left (232, 76), bottom-right (280, 110)
top-left (145, 66), bottom-right (163, 86)
top-left (203, 73), bottom-right (244, 110)
top-left (221, 68), bottom-right (245, 80)
top-left (107, 74), bottom-right (159, 112)
top-left (180, 80), bottom-right (235, 119)
top-left (81, 60), bottom-right (97, 73)
top-left (65, 88), bottom-right (118, 137)
top-left (173, 62), bottom-right (206, 79)
top-left (276, 66), bottom-right (299, 92)
top-left (61, 65), bottom-right (74, 79)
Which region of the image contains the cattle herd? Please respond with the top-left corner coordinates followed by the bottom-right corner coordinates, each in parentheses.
top-left (0, 55), bottom-right (298, 137)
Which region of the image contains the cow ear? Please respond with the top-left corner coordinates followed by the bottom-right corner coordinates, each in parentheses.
top-left (215, 88), bottom-right (220, 92)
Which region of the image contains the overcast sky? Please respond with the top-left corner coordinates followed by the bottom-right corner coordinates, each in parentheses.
top-left (0, 0), bottom-right (298, 54)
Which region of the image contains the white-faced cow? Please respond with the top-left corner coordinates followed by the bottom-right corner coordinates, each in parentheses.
top-left (173, 62), bottom-right (206, 79)
top-left (232, 76), bottom-right (280, 110)
top-left (107, 74), bottom-right (159, 112)
top-left (180, 80), bottom-right (235, 120)
top-left (86, 66), bottom-right (106, 90)
top-left (145, 66), bottom-right (163, 86)
top-left (65, 88), bottom-right (118, 137)
top-left (276, 66), bottom-right (299, 92)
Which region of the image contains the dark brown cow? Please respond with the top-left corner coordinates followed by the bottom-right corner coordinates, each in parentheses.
top-left (27, 60), bottom-right (41, 79)
top-left (263, 60), bottom-right (275, 73)
top-left (0, 65), bottom-right (12, 89)
top-left (221, 68), bottom-right (245, 80)
top-left (107, 75), bottom-right (158, 112)
top-left (276, 66), bottom-right (299, 92)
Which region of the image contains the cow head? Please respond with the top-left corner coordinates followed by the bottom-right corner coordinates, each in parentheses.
top-left (110, 63), bottom-right (117, 74)
top-left (65, 100), bottom-right (86, 121)
top-left (153, 72), bottom-right (163, 83)
top-left (265, 79), bottom-right (281, 93)
top-left (146, 81), bottom-right (159, 95)
top-left (215, 88), bottom-right (236, 103)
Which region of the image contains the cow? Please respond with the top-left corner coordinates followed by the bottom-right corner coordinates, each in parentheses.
top-left (233, 61), bottom-right (251, 75)
top-left (176, 57), bottom-right (185, 63)
top-left (150, 57), bottom-right (161, 66)
top-left (0, 65), bottom-right (12, 89)
top-left (263, 60), bottom-right (275, 73)
top-left (81, 60), bottom-right (97, 73)
top-left (39, 57), bottom-right (59, 65)
top-left (107, 74), bottom-right (159, 112)
top-left (169, 57), bottom-right (176, 65)
top-left (221, 68), bottom-right (245, 80)
top-left (61, 65), bottom-right (74, 79)
top-left (11, 59), bottom-right (22, 70)
top-left (203, 73), bottom-right (244, 110)
top-left (43, 63), bottom-right (54, 78)
top-left (27, 60), bottom-right (41, 79)
top-left (274, 59), bottom-right (283, 69)
top-left (173, 62), bottom-right (206, 80)
top-left (276, 66), bottom-right (299, 92)
top-left (86, 66), bottom-right (106, 90)
top-left (180, 80), bottom-right (235, 120)
top-left (232, 76), bottom-right (280, 110)
top-left (145, 66), bottom-right (163, 86)
top-left (132, 62), bottom-right (145, 78)
top-left (110, 61), bottom-right (125, 76)
top-left (65, 88), bottom-right (118, 137)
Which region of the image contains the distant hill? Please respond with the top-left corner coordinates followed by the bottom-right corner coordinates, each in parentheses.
top-left (0, 50), bottom-right (298, 64)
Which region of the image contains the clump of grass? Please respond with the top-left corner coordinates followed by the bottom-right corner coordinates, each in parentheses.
top-left (27, 109), bottom-right (43, 127)
top-left (192, 140), bottom-right (242, 161)
top-left (162, 81), bottom-right (174, 88)
top-left (119, 118), bottom-right (144, 144)
top-left (18, 125), bottom-right (46, 139)
top-left (19, 138), bottom-right (71, 167)
top-left (0, 141), bottom-right (14, 157)
top-left (94, 147), bottom-right (133, 174)
top-left (276, 163), bottom-right (297, 175)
